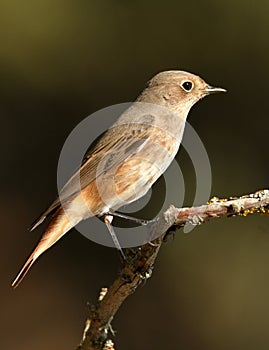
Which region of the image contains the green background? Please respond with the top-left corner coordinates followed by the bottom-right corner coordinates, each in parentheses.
top-left (1, 1), bottom-right (269, 349)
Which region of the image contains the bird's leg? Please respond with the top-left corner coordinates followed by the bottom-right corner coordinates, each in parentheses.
top-left (104, 214), bottom-right (126, 259)
top-left (108, 211), bottom-right (149, 226)
top-left (108, 211), bottom-right (158, 247)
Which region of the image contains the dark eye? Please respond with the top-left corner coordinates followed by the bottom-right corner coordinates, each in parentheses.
top-left (181, 81), bottom-right (193, 92)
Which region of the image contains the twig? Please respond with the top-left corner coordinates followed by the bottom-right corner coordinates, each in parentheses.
top-left (77, 189), bottom-right (269, 350)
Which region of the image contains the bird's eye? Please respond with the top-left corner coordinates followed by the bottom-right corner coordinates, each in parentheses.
top-left (181, 81), bottom-right (193, 92)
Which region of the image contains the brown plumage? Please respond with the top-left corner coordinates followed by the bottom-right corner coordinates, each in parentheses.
top-left (12, 70), bottom-right (226, 288)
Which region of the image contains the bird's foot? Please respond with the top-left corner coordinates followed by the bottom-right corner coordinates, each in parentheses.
top-left (108, 211), bottom-right (150, 226)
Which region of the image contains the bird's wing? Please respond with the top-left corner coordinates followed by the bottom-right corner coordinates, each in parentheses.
top-left (30, 123), bottom-right (152, 231)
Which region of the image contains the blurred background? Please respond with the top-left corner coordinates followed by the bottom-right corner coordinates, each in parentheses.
top-left (1, 0), bottom-right (269, 349)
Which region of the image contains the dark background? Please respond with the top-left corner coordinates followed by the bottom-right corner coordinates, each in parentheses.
top-left (1, 1), bottom-right (269, 349)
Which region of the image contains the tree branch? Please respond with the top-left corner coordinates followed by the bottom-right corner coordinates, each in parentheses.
top-left (77, 189), bottom-right (269, 350)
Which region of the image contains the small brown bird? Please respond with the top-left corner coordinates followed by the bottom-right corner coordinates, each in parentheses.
top-left (12, 70), bottom-right (226, 287)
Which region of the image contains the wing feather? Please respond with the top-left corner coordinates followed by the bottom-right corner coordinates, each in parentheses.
top-left (30, 122), bottom-right (152, 230)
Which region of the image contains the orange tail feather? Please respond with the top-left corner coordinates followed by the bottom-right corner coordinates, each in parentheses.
top-left (12, 255), bottom-right (36, 288)
top-left (12, 208), bottom-right (75, 288)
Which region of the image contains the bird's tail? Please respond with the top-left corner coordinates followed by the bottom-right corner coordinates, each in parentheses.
top-left (12, 254), bottom-right (36, 289)
top-left (12, 208), bottom-right (76, 288)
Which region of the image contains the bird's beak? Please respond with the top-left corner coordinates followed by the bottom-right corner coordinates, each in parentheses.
top-left (204, 85), bottom-right (227, 94)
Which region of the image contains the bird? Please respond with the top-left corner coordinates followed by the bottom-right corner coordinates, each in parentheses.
top-left (12, 70), bottom-right (226, 288)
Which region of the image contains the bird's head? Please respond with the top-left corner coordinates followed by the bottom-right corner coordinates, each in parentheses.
top-left (137, 70), bottom-right (226, 113)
